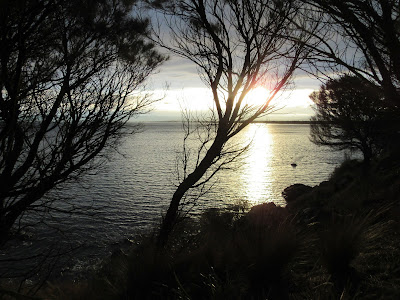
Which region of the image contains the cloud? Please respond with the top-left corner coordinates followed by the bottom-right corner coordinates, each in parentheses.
top-left (293, 76), bottom-right (323, 90)
top-left (148, 57), bottom-right (205, 90)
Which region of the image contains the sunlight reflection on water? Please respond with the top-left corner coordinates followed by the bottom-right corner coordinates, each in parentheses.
top-left (241, 124), bottom-right (274, 206)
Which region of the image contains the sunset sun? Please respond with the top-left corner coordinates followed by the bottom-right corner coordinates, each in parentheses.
top-left (245, 86), bottom-right (271, 107)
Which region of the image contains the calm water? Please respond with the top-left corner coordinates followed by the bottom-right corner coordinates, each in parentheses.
top-left (1, 122), bottom-right (357, 276)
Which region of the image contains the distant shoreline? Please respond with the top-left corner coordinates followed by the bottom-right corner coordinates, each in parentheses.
top-left (252, 120), bottom-right (315, 124)
top-left (133, 120), bottom-right (317, 125)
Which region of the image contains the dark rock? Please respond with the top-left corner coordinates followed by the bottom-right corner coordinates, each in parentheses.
top-left (334, 175), bottom-right (354, 191)
top-left (315, 180), bottom-right (335, 196)
top-left (246, 202), bottom-right (289, 228)
top-left (318, 181), bottom-right (331, 188)
top-left (282, 184), bottom-right (313, 202)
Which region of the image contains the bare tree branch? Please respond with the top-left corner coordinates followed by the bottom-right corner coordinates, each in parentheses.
top-left (147, 0), bottom-right (318, 247)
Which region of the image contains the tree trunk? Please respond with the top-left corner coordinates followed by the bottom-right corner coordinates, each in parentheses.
top-left (0, 210), bottom-right (18, 245)
top-left (0, 185), bottom-right (48, 245)
top-left (157, 136), bottom-right (225, 248)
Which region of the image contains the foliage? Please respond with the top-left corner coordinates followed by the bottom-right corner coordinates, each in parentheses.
top-left (0, 0), bottom-right (165, 242)
top-left (318, 212), bottom-right (386, 293)
top-left (310, 75), bottom-right (388, 163)
top-left (303, 0), bottom-right (400, 107)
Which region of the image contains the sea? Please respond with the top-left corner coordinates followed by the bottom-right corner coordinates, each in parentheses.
top-left (0, 122), bottom-right (359, 280)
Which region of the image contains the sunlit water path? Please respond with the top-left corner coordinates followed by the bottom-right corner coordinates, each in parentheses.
top-left (1, 122), bottom-right (359, 276)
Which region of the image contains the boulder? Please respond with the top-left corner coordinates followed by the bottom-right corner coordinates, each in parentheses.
top-left (334, 175), bottom-right (354, 191)
top-left (282, 184), bottom-right (313, 203)
top-left (246, 202), bottom-right (289, 228)
top-left (316, 180), bottom-right (335, 196)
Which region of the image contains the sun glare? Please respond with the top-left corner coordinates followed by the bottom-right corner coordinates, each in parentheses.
top-left (245, 87), bottom-right (271, 107)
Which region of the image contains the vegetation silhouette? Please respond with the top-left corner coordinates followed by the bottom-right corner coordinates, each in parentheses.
top-left (310, 74), bottom-right (391, 165)
top-left (0, 0), bottom-right (165, 243)
top-left (305, 0), bottom-right (400, 108)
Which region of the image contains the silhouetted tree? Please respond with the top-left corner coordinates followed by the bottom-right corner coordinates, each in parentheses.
top-left (310, 75), bottom-right (386, 164)
top-left (149, 0), bottom-right (319, 246)
top-left (0, 0), bottom-right (165, 243)
top-left (304, 0), bottom-right (400, 108)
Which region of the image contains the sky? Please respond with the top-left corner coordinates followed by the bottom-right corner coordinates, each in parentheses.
top-left (138, 55), bottom-right (322, 122)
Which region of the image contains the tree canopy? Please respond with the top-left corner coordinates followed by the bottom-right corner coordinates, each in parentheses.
top-left (310, 75), bottom-right (387, 163)
top-left (0, 0), bottom-right (165, 242)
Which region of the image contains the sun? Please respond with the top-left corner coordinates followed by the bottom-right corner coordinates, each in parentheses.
top-left (245, 87), bottom-right (271, 107)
